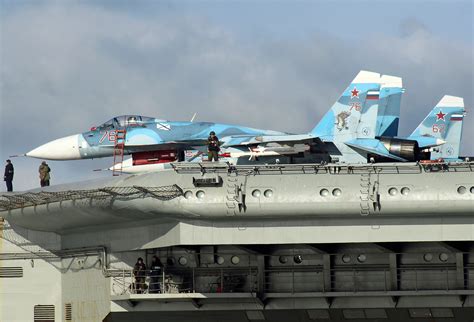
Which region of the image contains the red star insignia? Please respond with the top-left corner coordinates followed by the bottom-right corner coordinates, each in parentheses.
top-left (351, 87), bottom-right (359, 98)
top-left (436, 110), bottom-right (446, 121)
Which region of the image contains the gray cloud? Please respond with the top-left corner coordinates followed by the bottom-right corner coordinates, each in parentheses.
top-left (399, 17), bottom-right (431, 38)
top-left (1, 3), bottom-right (472, 191)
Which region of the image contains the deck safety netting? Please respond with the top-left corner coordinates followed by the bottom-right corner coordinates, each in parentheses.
top-left (0, 185), bottom-right (183, 211)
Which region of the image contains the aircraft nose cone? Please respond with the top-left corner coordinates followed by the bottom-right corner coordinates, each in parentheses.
top-left (26, 134), bottom-right (82, 160)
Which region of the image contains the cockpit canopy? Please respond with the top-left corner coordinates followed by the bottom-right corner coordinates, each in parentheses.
top-left (95, 115), bottom-right (160, 130)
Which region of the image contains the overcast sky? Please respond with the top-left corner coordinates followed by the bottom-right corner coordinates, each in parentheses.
top-left (1, 0), bottom-right (473, 191)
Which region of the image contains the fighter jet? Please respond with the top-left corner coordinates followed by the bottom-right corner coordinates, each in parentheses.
top-left (30, 70), bottom-right (461, 171)
top-left (26, 71), bottom-right (403, 169)
top-left (25, 116), bottom-right (287, 160)
top-left (408, 95), bottom-right (465, 161)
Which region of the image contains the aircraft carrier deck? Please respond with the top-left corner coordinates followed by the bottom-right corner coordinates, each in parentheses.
top-left (1, 161), bottom-right (474, 321)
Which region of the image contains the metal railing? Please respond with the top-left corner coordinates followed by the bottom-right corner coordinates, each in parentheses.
top-left (264, 267), bottom-right (474, 293)
top-left (171, 161), bottom-right (474, 176)
top-left (110, 264), bottom-right (474, 297)
top-left (111, 267), bottom-right (258, 295)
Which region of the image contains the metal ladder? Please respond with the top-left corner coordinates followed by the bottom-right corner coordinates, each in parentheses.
top-left (359, 173), bottom-right (371, 216)
top-left (225, 173), bottom-right (239, 215)
top-left (112, 129), bottom-right (127, 176)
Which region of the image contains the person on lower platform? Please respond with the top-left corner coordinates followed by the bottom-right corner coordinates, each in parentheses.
top-left (4, 159), bottom-right (14, 192)
top-left (149, 255), bottom-right (163, 293)
top-left (133, 257), bottom-right (147, 294)
top-left (207, 131), bottom-right (220, 162)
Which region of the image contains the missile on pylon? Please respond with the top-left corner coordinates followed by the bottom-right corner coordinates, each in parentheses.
top-left (220, 144), bottom-right (310, 160)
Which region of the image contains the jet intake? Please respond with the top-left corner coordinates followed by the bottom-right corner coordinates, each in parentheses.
top-left (378, 137), bottom-right (420, 161)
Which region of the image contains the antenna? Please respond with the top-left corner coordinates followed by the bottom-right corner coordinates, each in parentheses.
top-left (190, 113), bottom-right (197, 122)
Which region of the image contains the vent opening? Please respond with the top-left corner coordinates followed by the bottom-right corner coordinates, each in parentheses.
top-left (0, 267), bottom-right (23, 278)
top-left (34, 305), bottom-right (55, 322)
top-left (65, 303), bottom-right (72, 321)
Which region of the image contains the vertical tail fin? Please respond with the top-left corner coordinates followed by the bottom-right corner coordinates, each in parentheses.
top-left (376, 75), bottom-right (404, 137)
top-left (409, 95), bottom-right (465, 160)
top-left (311, 70), bottom-right (403, 163)
top-left (311, 70), bottom-right (381, 139)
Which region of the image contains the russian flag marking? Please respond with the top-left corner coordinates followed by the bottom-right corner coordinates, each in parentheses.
top-left (366, 90), bottom-right (379, 100)
top-left (450, 114), bottom-right (464, 121)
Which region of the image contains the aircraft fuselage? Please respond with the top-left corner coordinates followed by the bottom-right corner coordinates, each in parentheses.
top-left (26, 116), bottom-right (285, 160)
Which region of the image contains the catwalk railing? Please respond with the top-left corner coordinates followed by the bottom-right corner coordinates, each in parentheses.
top-left (264, 266), bottom-right (474, 293)
top-left (110, 265), bottom-right (474, 297)
top-left (110, 267), bottom-right (258, 295)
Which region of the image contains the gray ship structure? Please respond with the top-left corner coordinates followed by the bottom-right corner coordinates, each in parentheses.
top-left (1, 161), bottom-right (474, 321)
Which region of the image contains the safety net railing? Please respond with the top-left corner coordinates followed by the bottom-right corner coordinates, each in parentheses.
top-left (0, 185), bottom-right (183, 211)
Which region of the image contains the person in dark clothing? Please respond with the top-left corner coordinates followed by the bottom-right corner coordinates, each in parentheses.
top-left (207, 131), bottom-right (220, 162)
top-left (133, 257), bottom-right (147, 294)
top-left (4, 159), bottom-right (14, 192)
top-left (39, 161), bottom-right (51, 187)
top-left (149, 255), bottom-right (164, 293)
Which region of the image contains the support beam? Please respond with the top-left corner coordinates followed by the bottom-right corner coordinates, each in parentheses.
top-left (190, 299), bottom-right (201, 309)
top-left (236, 245), bottom-right (264, 255)
top-left (373, 243), bottom-right (398, 253)
top-left (306, 244), bottom-right (328, 254)
top-left (456, 253), bottom-right (465, 289)
top-left (254, 295), bottom-right (265, 309)
top-left (389, 253), bottom-right (398, 291)
top-left (323, 254), bottom-right (331, 292)
top-left (439, 241), bottom-right (467, 253)
top-left (257, 255), bottom-right (265, 295)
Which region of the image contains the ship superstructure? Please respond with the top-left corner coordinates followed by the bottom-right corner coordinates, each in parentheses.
top-left (1, 161), bottom-right (474, 321)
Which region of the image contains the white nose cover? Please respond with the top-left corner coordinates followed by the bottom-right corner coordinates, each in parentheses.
top-left (26, 134), bottom-right (82, 160)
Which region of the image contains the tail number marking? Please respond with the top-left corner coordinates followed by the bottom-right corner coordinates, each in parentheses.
top-left (432, 124), bottom-right (445, 134)
top-left (99, 131), bottom-right (118, 143)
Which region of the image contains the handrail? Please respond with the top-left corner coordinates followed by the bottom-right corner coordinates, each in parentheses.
top-left (111, 267), bottom-right (258, 295)
top-left (110, 265), bottom-right (474, 297)
top-left (171, 161), bottom-right (474, 176)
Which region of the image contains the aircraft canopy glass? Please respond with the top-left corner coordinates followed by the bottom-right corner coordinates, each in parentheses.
top-left (97, 115), bottom-right (158, 129)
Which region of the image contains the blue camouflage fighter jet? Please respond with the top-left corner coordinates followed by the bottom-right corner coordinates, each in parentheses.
top-left (25, 71), bottom-right (397, 164)
top-left (408, 95), bottom-right (465, 161)
top-left (25, 115), bottom-right (286, 160)
top-left (25, 71), bottom-right (461, 170)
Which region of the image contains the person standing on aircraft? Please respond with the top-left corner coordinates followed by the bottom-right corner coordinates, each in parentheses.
top-left (39, 161), bottom-right (51, 187)
top-left (208, 131), bottom-right (220, 162)
top-left (4, 159), bottom-right (14, 192)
